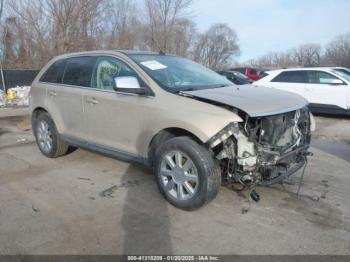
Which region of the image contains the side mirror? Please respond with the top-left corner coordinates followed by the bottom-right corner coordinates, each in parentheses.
top-left (322, 79), bottom-right (344, 85)
top-left (113, 76), bottom-right (146, 94)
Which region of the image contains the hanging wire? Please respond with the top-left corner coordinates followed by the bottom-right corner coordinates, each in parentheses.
top-left (297, 157), bottom-right (308, 196)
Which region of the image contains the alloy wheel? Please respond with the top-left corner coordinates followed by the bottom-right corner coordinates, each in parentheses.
top-left (36, 120), bottom-right (53, 153)
top-left (160, 150), bottom-right (199, 200)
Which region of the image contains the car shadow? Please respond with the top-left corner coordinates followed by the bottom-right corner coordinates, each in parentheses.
top-left (121, 164), bottom-right (172, 254)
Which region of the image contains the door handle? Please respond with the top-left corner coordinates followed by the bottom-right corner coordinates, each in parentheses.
top-left (86, 97), bottom-right (99, 105)
top-left (49, 91), bottom-right (57, 97)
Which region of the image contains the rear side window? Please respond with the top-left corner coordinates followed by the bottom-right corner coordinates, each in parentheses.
top-left (307, 70), bottom-right (339, 84)
top-left (39, 59), bottom-right (66, 83)
top-left (271, 71), bottom-right (308, 83)
top-left (62, 56), bottom-right (97, 87)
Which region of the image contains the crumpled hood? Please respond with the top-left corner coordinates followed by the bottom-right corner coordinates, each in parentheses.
top-left (183, 85), bottom-right (308, 117)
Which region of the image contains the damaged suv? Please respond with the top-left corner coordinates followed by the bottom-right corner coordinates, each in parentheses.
top-left (30, 51), bottom-right (314, 210)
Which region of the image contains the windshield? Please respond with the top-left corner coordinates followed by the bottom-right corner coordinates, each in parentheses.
top-left (332, 70), bottom-right (350, 82)
top-left (128, 54), bottom-right (232, 92)
top-left (232, 71), bottom-right (249, 79)
top-left (334, 68), bottom-right (350, 76)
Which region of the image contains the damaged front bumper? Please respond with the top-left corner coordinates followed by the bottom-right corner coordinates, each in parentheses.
top-left (207, 108), bottom-right (312, 188)
top-left (257, 144), bottom-right (309, 185)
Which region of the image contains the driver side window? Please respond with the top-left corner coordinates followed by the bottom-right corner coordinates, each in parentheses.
top-left (92, 56), bottom-right (141, 90)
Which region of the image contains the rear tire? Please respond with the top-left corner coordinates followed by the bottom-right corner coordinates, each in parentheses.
top-left (33, 112), bottom-right (69, 158)
top-left (154, 136), bottom-right (221, 211)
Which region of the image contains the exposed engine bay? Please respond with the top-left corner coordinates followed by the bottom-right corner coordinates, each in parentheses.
top-left (208, 107), bottom-right (312, 192)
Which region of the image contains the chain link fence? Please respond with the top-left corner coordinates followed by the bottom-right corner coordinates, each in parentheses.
top-left (0, 69), bottom-right (39, 92)
top-left (0, 69), bottom-right (39, 107)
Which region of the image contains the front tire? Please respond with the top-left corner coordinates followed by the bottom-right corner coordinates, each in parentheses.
top-left (154, 136), bottom-right (221, 210)
top-left (33, 112), bottom-right (69, 158)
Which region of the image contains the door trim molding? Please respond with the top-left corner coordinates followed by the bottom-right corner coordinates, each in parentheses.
top-left (61, 134), bottom-right (149, 167)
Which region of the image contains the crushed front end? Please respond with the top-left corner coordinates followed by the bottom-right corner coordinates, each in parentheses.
top-left (208, 107), bottom-right (312, 189)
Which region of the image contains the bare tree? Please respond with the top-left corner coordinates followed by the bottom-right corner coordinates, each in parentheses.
top-left (291, 43), bottom-right (321, 67)
top-left (3, 17), bottom-right (17, 67)
top-left (1, 0), bottom-right (240, 70)
top-left (247, 44), bottom-right (321, 69)
top-left (0, 0), bottom-right (4, 22)
top-left (145, 0), bottom-right (193, 53)
top-left (324, 32), bottom-right (350, 68)
top-left (47, 0), bottom-right (107, 53)
top-left (193, 23), bottom-right (240, 70)
top-left (106, 0), bottom-right (142, 50)
top-left (248, 50), bottom-right (297, 69)
top-left (171, 18), bottom-right (196, 57)
top-left (5, 0), bottom-right (108, 68)
top-left (0, 0), bottom-right (6, 92)
top-left (0, 0), bottom-right (6, 59)
top-left (248, 52), bottom-right (277, 68)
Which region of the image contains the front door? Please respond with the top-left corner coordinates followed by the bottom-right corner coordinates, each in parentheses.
top-left (304, 70), bottom-right (348, 110)
top-left (83, 56), bottom-right (148, 155)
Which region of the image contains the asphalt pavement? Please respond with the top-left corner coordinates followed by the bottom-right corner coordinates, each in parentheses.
top-left (0, 109), bottom-right (349, 255)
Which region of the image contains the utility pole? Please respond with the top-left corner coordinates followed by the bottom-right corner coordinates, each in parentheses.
top-left (0, 0), bottom-right (7, 105)
top-left (0, 0), bottom-right (7, 94)
top-left (0, 59), bottom-right (5, 93)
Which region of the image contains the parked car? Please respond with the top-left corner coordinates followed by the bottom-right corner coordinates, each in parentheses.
top-left (254, 67), bottom-right (350, 115)
top-left (30, 51), bottom-right (314, 210)
top-left (230, 67), bottom-right (265, 81)
top-left (217, 70), bottom-right (253, 85)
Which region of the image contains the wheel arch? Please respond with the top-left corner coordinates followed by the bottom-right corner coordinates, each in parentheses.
top-left (147, 127), bottom-right (203, 167)
top-left (32, 106), bottom-right (49, 120)
top-left (31, 106), bottom-right (64, 134)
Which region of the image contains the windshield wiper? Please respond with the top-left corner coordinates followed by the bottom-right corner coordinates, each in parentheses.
top-left (174, 88), bottom-right (195, 93)
top-left (217, 84), bottom-right (231, 88)
top-left (174, 84), bottom-right (231, 93)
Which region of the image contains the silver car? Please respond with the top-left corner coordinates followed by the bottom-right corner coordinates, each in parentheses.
top-left (30, 50), bottom-right (314, 210)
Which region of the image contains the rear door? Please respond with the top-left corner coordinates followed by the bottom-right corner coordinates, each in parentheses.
top-left (266, 70), bottom-right (307, 98)
top-left (46, 56), bottom-right (96, 140)
top-left (41, 58), bottom-right (86, 139)
top-left (304, 70), bottom-right (348, 109)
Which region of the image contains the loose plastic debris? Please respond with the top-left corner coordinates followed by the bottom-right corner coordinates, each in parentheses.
top-left (5, 86), bottom-right (31, 107)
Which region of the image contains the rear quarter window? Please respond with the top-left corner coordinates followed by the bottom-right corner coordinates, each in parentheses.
top-left (62, 56), bottom-right (97, 87)
top-left (39, 59), bottom-right (66, 83)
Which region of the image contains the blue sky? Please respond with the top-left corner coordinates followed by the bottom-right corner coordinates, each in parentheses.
top-left (191, 0), bottom-right (350, 62)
